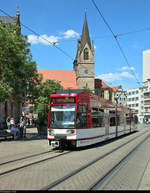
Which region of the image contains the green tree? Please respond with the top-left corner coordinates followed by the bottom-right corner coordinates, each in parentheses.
top-left (0, 23), bottom-right (41, 103)
top-left (36, 79), bottom-right (63, 127)
top-left (83, 86), bottom-right (93, 94)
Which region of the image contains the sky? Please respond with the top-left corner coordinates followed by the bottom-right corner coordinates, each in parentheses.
top-left (1, 0), bottom-right (150, 89)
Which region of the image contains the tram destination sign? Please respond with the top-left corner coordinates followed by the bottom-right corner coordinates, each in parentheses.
top-left (51, 97), bottom-right (76, 104)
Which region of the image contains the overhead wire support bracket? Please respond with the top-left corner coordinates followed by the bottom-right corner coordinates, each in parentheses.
top-left (0, 7), bottom-right (74, 61)
top-left (90, 0), bottom-right (142, 87)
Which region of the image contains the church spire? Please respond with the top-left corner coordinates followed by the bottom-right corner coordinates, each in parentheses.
top-left (16, 6), bottom-right (21, 34)
top-left (80, 12), bottom-right (91, 50)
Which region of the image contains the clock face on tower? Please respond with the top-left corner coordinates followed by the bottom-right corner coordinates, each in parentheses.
top-left (84, 69), bottom-right (88, 74)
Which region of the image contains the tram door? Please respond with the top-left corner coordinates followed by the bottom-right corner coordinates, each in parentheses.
top-left (104, 109), bottom-right (109, 138)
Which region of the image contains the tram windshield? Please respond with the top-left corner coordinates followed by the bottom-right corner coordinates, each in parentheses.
top-left (49, 105), bottom-right (76, 128)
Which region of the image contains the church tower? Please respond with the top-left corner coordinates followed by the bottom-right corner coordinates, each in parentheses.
top-left (73, 13), bottom-right (95, 91)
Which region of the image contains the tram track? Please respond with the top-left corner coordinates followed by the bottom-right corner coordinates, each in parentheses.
top-left (0, 128), bottom-right (150, 190)
top-left (0, 149), bottom-right (72, 176)
top-left (41, 129), bottom-right (150, 190)
top-left (0, 131), bottom-right (141, 178)
top-left (0, 150), bottom-right (53, 166)
top-left (89, 133), bottom-right (150, 190)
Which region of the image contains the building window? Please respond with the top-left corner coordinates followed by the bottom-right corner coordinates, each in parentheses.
top-left (84, 48), bottom-right (89, 60)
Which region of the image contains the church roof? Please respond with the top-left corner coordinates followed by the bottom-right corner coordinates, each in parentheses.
top-left (0, 16), bottom-right (17, 24)
top-left (80, 13), bottom-right (91, 50)
top-left (112, 85), bottom-right (121, 92)
top-left (38, 69), bottom-right (77, 89)
top-left (0, 7), bottom-right (21, 33)
top-left (101, 81), bottom-right (111, 89)
top-left (95, 78), bottom-right (112, 89)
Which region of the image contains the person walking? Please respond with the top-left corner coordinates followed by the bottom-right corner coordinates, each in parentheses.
top-left (6, 117), bottom-right (10, 130)
top-left (19, 116), bottom-right (26, 138)
top-left (19, 116), bottom-right (24, 138)
top-left (10, 124), bottom-right (19, 139)
top-left (10, 117), bottom-right (15, 129)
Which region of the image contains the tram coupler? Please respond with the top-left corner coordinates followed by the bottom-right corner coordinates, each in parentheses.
top-left (51, 140), bottom-right (60, 148)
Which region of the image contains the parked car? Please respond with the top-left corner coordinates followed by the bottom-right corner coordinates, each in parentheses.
top-left (0, 129), bottom-right (14, 140)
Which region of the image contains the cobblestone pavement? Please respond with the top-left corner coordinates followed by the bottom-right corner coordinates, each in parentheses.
top-left (0, 127), bottom-right (49, 164)
top-left (0, 125), bottom-right (150, 190)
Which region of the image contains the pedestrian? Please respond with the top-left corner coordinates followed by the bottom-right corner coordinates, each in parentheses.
top-left (19, 116), bottom-right (24, 138)
top-left (27, 117), bottom-right (30, 126)
top-left (19, 116), bottom-right (26, 138)
top-left (6, 117), bottom-right (10, 130)
top-left (32, 116), bottom-right (35, 127)
top-left (10, 117), bottom-right (15, 129)
top-left (11, 124), bottom-right (19, 139)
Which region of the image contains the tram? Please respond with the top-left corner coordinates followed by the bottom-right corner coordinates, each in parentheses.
top-left (47, 90), bottom-right (137, 148)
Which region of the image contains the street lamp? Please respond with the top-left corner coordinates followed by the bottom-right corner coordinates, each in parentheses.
top-left (114, 95), bottom-right (118, 137)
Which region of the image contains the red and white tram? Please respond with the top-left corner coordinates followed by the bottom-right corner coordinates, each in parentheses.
top-left (47, 90), bottom-right (137, 148)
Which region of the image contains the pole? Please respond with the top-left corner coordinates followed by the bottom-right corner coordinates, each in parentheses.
top-left (115, 98), bottom-right (118, 137)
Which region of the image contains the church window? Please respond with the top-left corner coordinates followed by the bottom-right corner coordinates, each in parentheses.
top-left (84, 48), bottom-right (89, 60)
top-left (84, 69), bottom-right (88, 74)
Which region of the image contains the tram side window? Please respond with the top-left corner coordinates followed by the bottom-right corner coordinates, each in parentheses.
top-left (131, 116), bottom-right (134, 124)
top-left (118, 112), bottom-right (124, 126)
top-left (126, 116), bottom-right (131, 125)
top-left (116, 113), bottom-right (120, 126)
top-left (110, 117), bottom-right (116, 126)
top-left (91, 108), bottom-right (104, 128)
top-left (134, 115), bottom-right (138, 124)
top-left (76, 105), bottom-right (87, 128)
top-left (110, 111), bottom-right (116, 126)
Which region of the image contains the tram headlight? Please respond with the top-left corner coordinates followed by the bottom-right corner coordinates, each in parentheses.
top-left (67, 129), bottom-right (75, 134)
top-left (48, 129), bottom-right (55, 135)
top-left (48, 128), bottom-right (51, 135)
top-left (51, 129), bottom-right (55, 135)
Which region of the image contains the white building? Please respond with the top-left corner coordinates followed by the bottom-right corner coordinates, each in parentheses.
top-left (126, 88), bottom-right (144, 123)
top-left (114, 86), bottom-right (127, 107)
top-left (142, 79), bottom-right (150, 123)
top-left (143, 49), bottom-right (150, 82)
top-left (114, 49), bottom-right (150, 124)
top-left (142, 49), bottom-right (150, 123)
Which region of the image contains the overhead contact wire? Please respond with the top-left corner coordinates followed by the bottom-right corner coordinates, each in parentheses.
top-left (90, 0), bottom-right (141, 86)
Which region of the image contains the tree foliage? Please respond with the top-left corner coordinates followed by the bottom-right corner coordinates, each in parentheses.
top-left (35, 79), bottom-right (63, 126)
top-left (83, 86), bottom-right (93, 94)
top-left (0, 23), bottom-right (41, 103)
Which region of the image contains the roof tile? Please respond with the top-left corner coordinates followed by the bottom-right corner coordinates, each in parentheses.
top-left (38, 69), bottom-right (77, 89)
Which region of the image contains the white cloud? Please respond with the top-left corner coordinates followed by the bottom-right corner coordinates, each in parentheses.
top-left (27, 34), bottom-right (59, 45)
top-left (39, 35), bottom-right (59, 45)
top-left (27, 29), bottom-right (79, 45)
top-left (63, 29), bottom-right (79, 39)
top-left (27, 35), bottom-right (39, 44)
top-left (96, 71), bottom-right (135, 83)
top-left (121, 66), bottom-right (135, 71)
